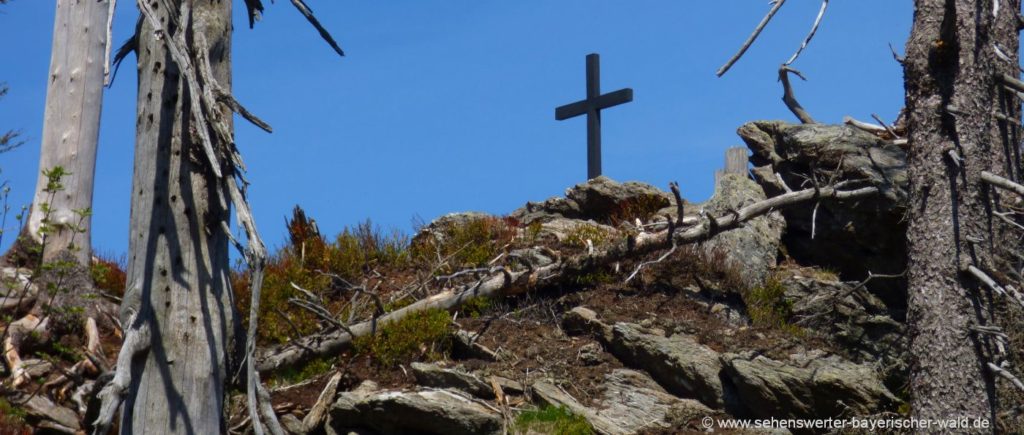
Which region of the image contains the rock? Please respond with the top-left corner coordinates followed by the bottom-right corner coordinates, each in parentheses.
top-left (328, 383), bottom-right (502, 435)
top-left (700, 173), bottom-right (784, 289)
top-left (598, 369), bottom-right (715, 434)
top-left (780, 272), bottom-right (906, 388)
top-left (413, 211), bottom-right (496, 246)
top-left (576, 343), bottom-right (604, 366)
top-left (281, 414), bottom-right (305, 434)
top-left (722, 351), bottom-right (900, 420)
top-left (511, 176), bottom-right (671, 224)
top-left (411, 362), bottom-right (495, 399)
top-left (562, 306), bottom-right (612, 341)
top-left (21, 358), bottom-right (53, 378)
top-left (15, 392), bottom-right (81, 431)
top-left (532, 370), bottom-right (715, 435)
top-left (607, 323), bottom-right (727, 410)
top-left (738, 121), bottom-right (907, 305)
top-left (529, 217), bottom-right (617, 244)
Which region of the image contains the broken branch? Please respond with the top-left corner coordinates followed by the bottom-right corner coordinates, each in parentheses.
top-left (779, 65), bottom-right (816, 124)
top-left (717, 0), bottom-right (787, 77)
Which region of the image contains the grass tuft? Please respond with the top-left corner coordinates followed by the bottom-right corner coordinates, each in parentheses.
top-left (514, 405), bottom-right (593, 435)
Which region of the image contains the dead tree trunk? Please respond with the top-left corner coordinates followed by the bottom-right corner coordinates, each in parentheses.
top-left (118, 1), bottom-right (239, 433)
top-left (20, 0), bottom-right (110, 265)
top-left (903, 0), bottom-right (1019, 426)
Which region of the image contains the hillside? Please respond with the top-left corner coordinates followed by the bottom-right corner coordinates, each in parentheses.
top-left (2, 120), bottom-right (1021, 434)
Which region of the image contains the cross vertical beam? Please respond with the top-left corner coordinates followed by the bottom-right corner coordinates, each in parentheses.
top-left (556, 53), bottom-right (633, 180)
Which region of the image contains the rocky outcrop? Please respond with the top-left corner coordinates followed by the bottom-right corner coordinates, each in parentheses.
top-left (780, 272), bottom-right (907, 388)
top-left (411, 362), bottom-right (495, 399)
top-left (607, 323), bottom-right (727, 410)
top-left (328, 381), bottom-right (503, 435)
top-left (511, 176), bottom-right (672, 224)
top-left (722, 351), bottom-right (900, 420)
top-left (738, 120), bottom-right (907, 307)
top-left (700, 173), bottom-right (784, 289)
top-left (532, 370), bottom-right (714, 435)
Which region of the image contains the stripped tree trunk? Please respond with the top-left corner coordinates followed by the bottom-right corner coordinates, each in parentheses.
top-left (21, 0), bottom-right (110, 264)
top-left (119, 0), bottom-right (239, 433)
top-left (903, 0), bottom-right (1019, 427)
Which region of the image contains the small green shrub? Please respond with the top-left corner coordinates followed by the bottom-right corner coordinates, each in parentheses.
top-left (353, 308), bottom-right (453, 367)
top-left (744, 276), bottom-right (803, 336)
top-left (272, 356), bottom-right (334, 386)
top-left (458, 296), bottom-right (493, 318)
top-left (514, 405), bottom-right (593, 435)
top-left (565, 224), bottom-right (609, 249)
top-left (411, 216), bottom-right (517, 271)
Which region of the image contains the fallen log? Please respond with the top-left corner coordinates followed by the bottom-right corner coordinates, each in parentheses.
top-left (255, 184), bottom-right (878, 372)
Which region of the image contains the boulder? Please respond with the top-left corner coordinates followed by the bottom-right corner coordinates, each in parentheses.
top-left (411, 362), bottom-right (495, 399)
top-left (413, 211), bottom-right (495, 246)
top-left (511, 176), bottom-right (672, 224)
top-left (722, 351), bottom-right (900, 420)
top-left (606, 323), bottom-right (726, 410)
top-left (532, 370), bottom-right (715, 435)
top-left (738, 121), bottom-right (907, 306)
top-left (328, 382), bottom-right (502, 435)
top-left (700, 173), bottom-right (784, 289)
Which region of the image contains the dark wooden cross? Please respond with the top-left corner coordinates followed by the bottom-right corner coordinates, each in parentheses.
top-left (555, 53), bottom-right (634, 179)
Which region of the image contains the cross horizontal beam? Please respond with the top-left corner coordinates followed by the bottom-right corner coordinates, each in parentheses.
top-left (555, 88), bottom-right (634, 120)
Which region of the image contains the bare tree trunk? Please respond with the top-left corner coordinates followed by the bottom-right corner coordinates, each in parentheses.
top-left (903, 0), bottom-right (1019, 428)
top-left (21, 0), bottom-right (109, 264)
top-left (119, 1), bottom-right (238, 433)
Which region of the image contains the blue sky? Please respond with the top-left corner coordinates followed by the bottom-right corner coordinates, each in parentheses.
top-left (0, 1), bottom-right (911, 257)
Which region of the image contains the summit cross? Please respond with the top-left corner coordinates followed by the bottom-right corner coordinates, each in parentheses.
top-left (555, 53), bottom-right (634, 180)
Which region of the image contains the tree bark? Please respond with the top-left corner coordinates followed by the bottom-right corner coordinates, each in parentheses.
top-left (903, 0), bottom-right (1019, 428)
top-left (120, 1), bottom-right (238, 433)
top-left (22, 0), bottom-right (109, 265)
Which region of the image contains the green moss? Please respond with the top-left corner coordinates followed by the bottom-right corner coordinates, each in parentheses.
top-left (573, 266), bottom-right (614, 287)
top-left (514, 405), bottom-right (593, 435)
top-left (272, 356), bottom-right (334, 386)
top-left (744, 276), bottom-right (803, 336)
top-left (458, 296), bottom-right (493, 318)
top-left (354, 308), bottom-right (453, 367)
top-left (565, 224), bottom-right (609, 249)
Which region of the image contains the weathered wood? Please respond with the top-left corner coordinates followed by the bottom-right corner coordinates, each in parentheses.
top-left (555, 53), bottom-right (633, 180)
top-left (118, 1), bottom-right (238, 433)
top-left (714, 147), bottom-right (748, 185)
top-left (23, 0), bottom-right (110, 264)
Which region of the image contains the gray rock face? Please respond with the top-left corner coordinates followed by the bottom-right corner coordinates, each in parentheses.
top-left (328, 382), bottom-right (502, 435)
top-left (738, 121), bottom-right (907, 305)
top-left (700, 174), bottom-right (784, 289)
top-left (722, 351), bottom-right (900, 420)
top-left (411, 362), bottom-right (495, 399)
top-left (781, 273), bottom-right (906, 388)
top-left (532, 370), bottom-right (714, 435)
top-left (512, 176), bottom-right (671, 224)
top-left (598, 369), bottom-right (714, 434)
top-left (607, 323), bottom-right (726, 409)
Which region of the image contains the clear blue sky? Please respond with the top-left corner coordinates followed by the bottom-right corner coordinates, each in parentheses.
top-left (0, 1), bottom-right (911, 257)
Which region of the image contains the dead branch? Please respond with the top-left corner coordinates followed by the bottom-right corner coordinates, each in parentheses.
top-left (844, 116), bottom-right (888, 134)
top-left (92, 312), bottom-right (149, 435)
top-left (103, 0), bottom-right (118, 85)
top-left (256, 182), bottom-right (878, 372)
top-left (965, 265), bottom-right (1024, 307)
top-left (778, 65), bottom-right (816, 124)
top-left (989, 362), bottom-right (1024, 392)
top-left (289, 0), bottom-right (345, 57)
top-left (717, 0), bottom-right (787, 77)
top-left (982, 170), bottom-right (1024, 197)
top-left (785, 0), bottom-right (828, 66)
